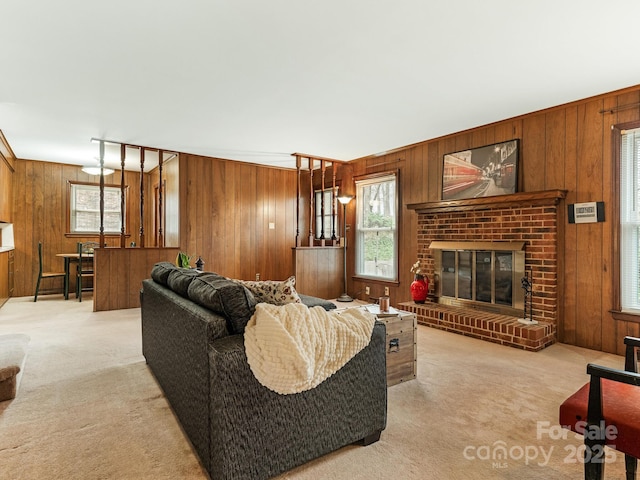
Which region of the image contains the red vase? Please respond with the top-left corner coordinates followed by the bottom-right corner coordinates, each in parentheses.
top-left (410, 274), bottom-right (429, 303)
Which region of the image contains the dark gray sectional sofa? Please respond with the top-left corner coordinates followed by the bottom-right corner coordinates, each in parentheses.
top-left (140, 263), bottom-right (387, 479)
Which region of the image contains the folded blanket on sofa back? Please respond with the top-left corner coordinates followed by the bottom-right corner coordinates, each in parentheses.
top-left (244, 303), bottom-right (375, 394)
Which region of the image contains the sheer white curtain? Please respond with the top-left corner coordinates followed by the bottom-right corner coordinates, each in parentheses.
top-left (620, 128), bottom-right (640, 312)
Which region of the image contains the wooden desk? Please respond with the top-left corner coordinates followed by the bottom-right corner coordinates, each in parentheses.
top-left (56, 253), bottom-right (93, 300)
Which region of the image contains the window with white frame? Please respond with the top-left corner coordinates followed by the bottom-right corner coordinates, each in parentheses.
top-left (69, 182), bottom-right (126, 234)
top-left (314, 188), bottom-right (338, 239)
top-left (620, 127), bottom-right (640, 313)
top-left (355, 173), bottom-right (398, 281)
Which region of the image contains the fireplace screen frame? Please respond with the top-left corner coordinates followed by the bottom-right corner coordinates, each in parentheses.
top-left (430, 241), bottom-right (525, 317)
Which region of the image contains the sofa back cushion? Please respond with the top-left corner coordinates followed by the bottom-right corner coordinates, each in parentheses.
top-left (298, 294), bottom-right (337, 311)
top-left (188, 273), bottom-right (257, 334)
top-left (151, 262), bottom-right (177, 286)
top-left (167, 268), bottom-right (202, 297)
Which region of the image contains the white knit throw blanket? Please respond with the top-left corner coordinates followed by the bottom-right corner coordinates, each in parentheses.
top-left (244, 303), bottom-right (375, 394)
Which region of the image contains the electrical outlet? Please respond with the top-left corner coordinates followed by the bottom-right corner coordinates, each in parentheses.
top-left (365, 286), bottom-right (370, 295)
top-left (255, 273), bottom-right (260, 281)
top-left (384, 286), bottom-right (390, 296)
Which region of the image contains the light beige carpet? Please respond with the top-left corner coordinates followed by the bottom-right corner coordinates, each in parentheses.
top-left (0, 295), bottom-right (630, 479)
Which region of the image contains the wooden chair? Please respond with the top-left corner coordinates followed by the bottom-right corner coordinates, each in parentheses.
top-left (34, 242), bottom-right (66, 302)
top-left (559, 336), bottom-right (640, 480)
top-left (76, 241), bottom-right (99, 302)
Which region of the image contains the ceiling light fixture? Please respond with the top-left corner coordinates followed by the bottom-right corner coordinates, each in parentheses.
top-left (81, 164), bottom-right (114, 176)
top-left (83, 140), bottom-right (114, 175)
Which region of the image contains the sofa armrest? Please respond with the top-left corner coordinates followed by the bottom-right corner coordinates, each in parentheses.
top-left (208, 321), bottom-right (387, 480)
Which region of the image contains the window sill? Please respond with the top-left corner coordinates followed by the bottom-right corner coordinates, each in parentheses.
top-left (353, 275), bottom-right (400, 287)
top-left (611, 310), bottom-right (640, 324)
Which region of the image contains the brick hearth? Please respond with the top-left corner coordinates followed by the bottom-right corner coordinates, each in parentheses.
top-left (406, 190), bottom-right (566, 351)
top-left (398, 301), bottom-right (555, 352)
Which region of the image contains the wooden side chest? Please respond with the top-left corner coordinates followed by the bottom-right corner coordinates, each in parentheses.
top-left (376, 308), bottom-right (417, 386)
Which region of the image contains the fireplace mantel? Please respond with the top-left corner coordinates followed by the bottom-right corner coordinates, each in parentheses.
top-left (407, 189), bottom-right (567, 214)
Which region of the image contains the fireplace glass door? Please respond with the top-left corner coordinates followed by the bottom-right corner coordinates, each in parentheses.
top-left (475, 251), bottom-right (492, 303)
top-left (434, 246), bottom-right (524, 316)
top-left (441, 251), bottom-right (456, 297)
top-left (458, 251), bottom-right (473, 299)
top-left (494, 251), bottom-right (514, 306)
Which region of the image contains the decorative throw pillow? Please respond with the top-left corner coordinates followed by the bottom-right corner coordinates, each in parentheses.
top-left (237, 276), bottom-right (302, 305)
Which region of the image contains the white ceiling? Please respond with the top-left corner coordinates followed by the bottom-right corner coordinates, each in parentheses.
top-left (1, 1), bottom-right (640, 171)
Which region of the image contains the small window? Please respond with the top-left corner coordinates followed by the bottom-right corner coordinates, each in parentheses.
top-left (314, 188), bottom-right (338, 239)
top-left (355, 173), bottom-right (398, 281)
top-left (68, 182), bottom-right (127, 234)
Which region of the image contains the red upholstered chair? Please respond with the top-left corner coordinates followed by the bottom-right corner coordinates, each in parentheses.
top-left (559, 336), bottom-right (640, 480)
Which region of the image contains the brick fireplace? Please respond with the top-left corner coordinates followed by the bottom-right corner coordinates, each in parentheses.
top-left (399, 190), bottom-right (566, 351)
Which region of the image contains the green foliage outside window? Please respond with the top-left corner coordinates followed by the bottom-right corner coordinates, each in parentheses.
top-left (362, 213), bottom-right (394, 261)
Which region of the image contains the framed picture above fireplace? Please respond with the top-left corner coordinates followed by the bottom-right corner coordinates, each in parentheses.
top-left (441, 139), bottom-right (519, 201)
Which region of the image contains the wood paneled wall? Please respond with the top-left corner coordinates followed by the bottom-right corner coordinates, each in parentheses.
top-left (293, 247), bottom-right (343, 299)
top-left (0, 160), bottom-right (12, 223)
top-left (0, 131), bottom-right (15, 223)
top-left (10, 154), bottom-right (309, 303)
top-left (93, 247), bottom-right (180, 311)
top-left (11, 154), bottom-right (302, 298)
top-left (146, 155), bottom-right (179, 247)
top-left (0, 251), bottom-right (9, 307)
top-left (347, 84), bottom-right (640, 354)
top-left (11, 160), bottom-right (147, 298)
top-left (178, 153), bottom-right (298, 281)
